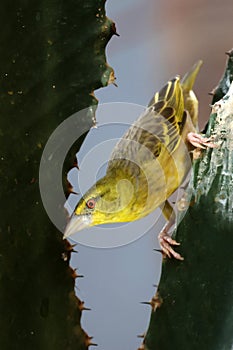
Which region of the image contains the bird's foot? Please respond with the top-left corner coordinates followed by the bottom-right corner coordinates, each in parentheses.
top-left (158, 229), bottom-right (184, 261)
top-left (187, 132), bottom-right (217, 149)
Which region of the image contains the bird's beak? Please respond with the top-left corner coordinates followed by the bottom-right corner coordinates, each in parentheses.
top-left (63, 214), bottom-right (92, 239)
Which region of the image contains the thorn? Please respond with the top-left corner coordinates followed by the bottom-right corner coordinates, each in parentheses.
top-left (78, 301), bottom-right (91, 312)
top-left (71, 268), bottom-right (84, 279)
top-left (141, 293), bottom-right (163, 311)
top-left (150, 293), bottom-right (163, 311)
top-left (137, 333), bottom-right (145, 339)
top-left (108, 70), bottom-right (117, 87)
top-left (67, 243), bottom-right (78, 253)
top-left (67, 181), bottom-right (79, 195)
top-left (225, 49), bottom-right (233, 56)
top-left (153, 249), bottom-right (163, 254)
top-left (88, 342), bottom-right (98, 347)
top-left (140, 301), bottom-right (151, 306)
top-left (70, 245), bottom-right (78, 253)
top-left (111, 22), bottom-right (120, 37)
top-left (69, 189), bottom-right (79, 195)
top-left (73, 160), bottom-right (80, 170)
top-left (71, 269), bottom-right (78, 279)
top-left (62, 242), bottom-right (78, 260)
top-left (208, 87), bottom-right (216, 96)
top-left (85, 335), bottom-right (98, 347)
top-left (65, 241), bottom-right (77, 250)
top-left (67, 180), bottom-right (72, 190)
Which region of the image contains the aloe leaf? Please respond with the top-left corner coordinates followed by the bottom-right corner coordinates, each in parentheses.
top-left (144, 50), bottom-right (233, 350)
top-left (0, 1), bottom-right (115, 348)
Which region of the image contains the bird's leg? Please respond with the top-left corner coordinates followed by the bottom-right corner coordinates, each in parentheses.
top-left (158, 201), bottom-right (184, 261)
top-left (187, 132), bottom-right (216, 149)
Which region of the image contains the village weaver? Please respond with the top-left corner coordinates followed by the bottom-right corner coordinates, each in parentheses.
top-left (64, 61), bottom-right (215, 260)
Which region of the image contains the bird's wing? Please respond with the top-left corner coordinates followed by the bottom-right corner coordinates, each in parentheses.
top-left (180, 60), bottom-right (202, 129)
top-left (107, 77), bottom-right (186, 173)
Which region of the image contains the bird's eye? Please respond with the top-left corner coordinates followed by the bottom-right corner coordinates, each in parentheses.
top-left (86, 198), bottom-right (96, 209)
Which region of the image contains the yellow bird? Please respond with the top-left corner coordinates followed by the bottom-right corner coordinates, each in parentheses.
top-left (64, 61), bottom-right (214, 260)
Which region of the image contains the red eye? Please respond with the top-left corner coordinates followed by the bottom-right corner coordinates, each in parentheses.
top-left (86, 198), bottom-right (96, 209)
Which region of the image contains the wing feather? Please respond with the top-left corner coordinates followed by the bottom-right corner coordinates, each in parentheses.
top-left (107, 77), bottom-right (186, 174)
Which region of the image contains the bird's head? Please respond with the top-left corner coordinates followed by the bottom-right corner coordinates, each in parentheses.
top-left (64, 173), bottom-right (137, 238)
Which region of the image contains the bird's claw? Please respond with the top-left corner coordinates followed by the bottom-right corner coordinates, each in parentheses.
top-left (187, 132), bottom-right (217, 149)
top-left (158, 232), bottom-right (184, 261)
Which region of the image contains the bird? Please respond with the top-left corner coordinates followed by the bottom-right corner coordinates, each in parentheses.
top-left (64, 61), bottom-right (215, 260)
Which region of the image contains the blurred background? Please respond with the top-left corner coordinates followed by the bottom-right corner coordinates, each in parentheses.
top-left (69, 1), bottom-right (233, 349)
